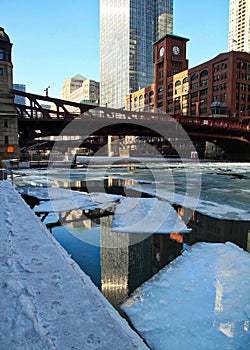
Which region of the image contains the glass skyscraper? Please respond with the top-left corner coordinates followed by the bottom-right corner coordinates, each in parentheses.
top-left (100, 0), bottom-right (173, 108)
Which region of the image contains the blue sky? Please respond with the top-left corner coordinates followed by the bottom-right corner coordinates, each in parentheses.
top-left (1, 0), bottom-right (229, 98)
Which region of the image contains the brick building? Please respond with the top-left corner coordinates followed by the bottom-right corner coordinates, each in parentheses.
top-left (126, 34), bottom-right (250, 119)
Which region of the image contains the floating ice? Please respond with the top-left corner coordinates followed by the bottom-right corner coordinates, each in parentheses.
top-left (121, 242), bottom-right (250, 350)
top-left (112, 197), bottom-right (190, 234)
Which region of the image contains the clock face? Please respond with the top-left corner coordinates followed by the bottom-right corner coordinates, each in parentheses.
top-left (172, 45), bottom-right (180, 55)
top-left (159, 47), bottom-right (164, 57)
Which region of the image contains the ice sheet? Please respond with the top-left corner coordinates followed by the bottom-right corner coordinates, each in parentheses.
top-left (112, 197), bottom-right (191, 233)
top-left (121, 242), bottom-right (250, 350)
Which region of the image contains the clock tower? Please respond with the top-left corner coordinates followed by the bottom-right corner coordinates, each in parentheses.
top-left (0, 27), bottom-right (19, 160)
top-left (153, 34), bottom-right (189, 111)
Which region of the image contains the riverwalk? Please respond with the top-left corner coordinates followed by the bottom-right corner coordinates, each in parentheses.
top-left (0, 180), bottom-right (148, 349)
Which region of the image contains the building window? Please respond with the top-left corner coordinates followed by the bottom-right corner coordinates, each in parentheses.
top-left (200, 79), bottom-right (208, 87)
top-left (4, 136), bottom-right (8, 145)
top-left (191, 83), bottom-right (198, 89)
top-left (175, 80), bottom-right (181, 87)
top-left (0, 50), bottom-right (4, 60)
top-left (0, 68), bottom-right (3, 75)
top-left (158, 87), bottom-right (164, 93)
top-left (200, 69), bottom-right (208, 77)
top-left (191, 73), bottom-right (198, 81)
top-left (4, 120), bottom-right (8, 128)
top-left (158, 102), bottom-right (163, 107)
top-left (168, 83), bottom-right (173, 89)
top-left (200, 108), bottom-right (207, 114)
top-left (200, 88), bottom-right (208, 96)
top-left (149, 90), bottom-right (154, 96)
top-left (183, 77), bottom-right (189, 84)
top-left (191, 91), bottom-right (198, 98)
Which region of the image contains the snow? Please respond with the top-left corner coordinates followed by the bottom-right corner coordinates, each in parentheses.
top-left (121, 242), bottom-right (250, 350)
top-left (112, 197), bottom-right (191, 233)
top-left (125, 182), bottom-right (250, 220)
top-left (0, 180), bottom-right (148, 349)
top-left (17, 186), bottom-right (122, 213)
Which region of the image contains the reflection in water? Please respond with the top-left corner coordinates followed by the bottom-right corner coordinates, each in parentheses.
top-left (21, 168), bottom-right (250, 309)
top-left (176, 205), bottom-right (250, 250)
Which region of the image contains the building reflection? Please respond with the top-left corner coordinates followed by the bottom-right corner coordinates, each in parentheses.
top-left (100, 215), bottom-right (183, 307)
top-left (175, 206), bottom-right (250, 252)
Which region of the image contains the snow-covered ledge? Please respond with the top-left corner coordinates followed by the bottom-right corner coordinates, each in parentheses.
top-left (0, 180), bottom-right (148, 349)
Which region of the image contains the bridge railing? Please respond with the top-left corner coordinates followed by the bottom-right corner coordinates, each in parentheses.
top-left (176, 116), bottom-right (250, 132)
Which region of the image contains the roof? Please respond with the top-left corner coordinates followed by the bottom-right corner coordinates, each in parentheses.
top-left (0, 27), bottom-right (10, 43)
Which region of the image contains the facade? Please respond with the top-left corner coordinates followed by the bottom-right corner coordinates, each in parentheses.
top-left (127, 34), bottom-right (250, 118)
top-left (0, 27), bottom-right (19, 160)
top-left (228, 0), bottom-right (250, 53)
top-left (13, 83), bottom-right (26, 105)
top-left (61, 74), bottom-right (87, 100)
top-left (69, 79), bottom-right (99, 105)
top-left (100, 0), bottom-right (173, 108)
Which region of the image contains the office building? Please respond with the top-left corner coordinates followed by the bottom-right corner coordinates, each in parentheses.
top-left (69, 79), bottom-right (99, 105)
top-left (61, 74), bottom-right (87, 100)
top-left (228, 0), bottom-right (250, 52)
top-left (100, 0), bottom-right (173, 108)
top-left (126, 34), bottom-right (250, 118)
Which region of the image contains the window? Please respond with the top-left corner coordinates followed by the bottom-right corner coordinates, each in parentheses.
top-left (0, 68), bottom-right (3, 75)
top-left (191, 73), bottom-right (198, 81)
top-left (191, 91), bottom-right (198, 98)
top-left (175, 80), bottom-right (181, 87)
top-left (200, 88), bottom-right (208, 96)
top-left (200, 79), bottom-right (208, 86)
top-left (200, 69), bottom-right (208, 77)
top-left (0, 50), bottom-right (4, 60)
top-left (149, 90), bottom-right (154, 96)
top-left (168, 83), bottom-right (173, 89)
top-left (183, 77), bottom-right (189, 84)
top-left (4, 136), bottom-right (8, 145)
top-left (191, 83), bottom-right (198, 89)
top-left (4, 120), bottom-right (8, 128)
top-left (158, 87), bottom-right (164, 93)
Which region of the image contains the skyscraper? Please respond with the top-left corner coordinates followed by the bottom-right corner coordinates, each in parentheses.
top-left (228, 0), bottom-right (250, 52)
top-left (100, 0), bottom-right (173, 108)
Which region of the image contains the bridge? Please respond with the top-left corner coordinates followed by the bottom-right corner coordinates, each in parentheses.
top-left (13, 89), bottom-right (250, 160)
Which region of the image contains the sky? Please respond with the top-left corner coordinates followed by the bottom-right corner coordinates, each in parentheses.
top-left (1, 0), bottom-right (229, 99)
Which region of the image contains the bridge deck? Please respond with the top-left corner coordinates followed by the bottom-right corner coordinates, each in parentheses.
top-left (0, 180), bottom-right (148, 349)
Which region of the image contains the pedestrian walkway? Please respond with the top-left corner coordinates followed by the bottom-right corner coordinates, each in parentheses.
top-left (0, 180), bottom-right (148, 349)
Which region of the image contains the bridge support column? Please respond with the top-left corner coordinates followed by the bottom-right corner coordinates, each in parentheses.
top-left (0, 27), bottom-right (19, 161)
top-left (108, 135), bottom-right (120, 157)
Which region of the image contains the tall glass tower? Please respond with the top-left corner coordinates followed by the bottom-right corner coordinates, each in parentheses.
top-left (100, 0), bottom-right (173, 108)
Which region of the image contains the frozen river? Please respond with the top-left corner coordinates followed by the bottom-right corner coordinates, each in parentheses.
top-left (13, 159), bottom-right (250, 307)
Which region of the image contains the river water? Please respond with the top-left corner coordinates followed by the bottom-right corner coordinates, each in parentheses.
top-left (13, 159), bottom-right (250, 309)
